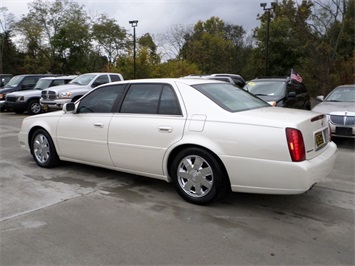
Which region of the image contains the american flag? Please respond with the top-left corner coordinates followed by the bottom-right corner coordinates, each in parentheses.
top-left (291, 69), bottom-right (303, 83)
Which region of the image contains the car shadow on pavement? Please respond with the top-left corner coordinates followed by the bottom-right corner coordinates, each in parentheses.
top-left (332, 137), bottom-right (355, 150)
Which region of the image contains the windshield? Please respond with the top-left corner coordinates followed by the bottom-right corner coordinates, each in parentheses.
top-left (192, 83), bottom-right (270, 112)
top-left (244, 81), bottom-right (286, 98)
top-left (5, 76), bottom-right (23, 87)
top-left (34, 79), bottom-right (52, 90)
top-left (325, 87), bottom-right (355, 102)
top-left (69, 74), bottom-right (96, 86)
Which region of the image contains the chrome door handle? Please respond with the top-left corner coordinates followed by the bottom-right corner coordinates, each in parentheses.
top-left (158, 126), bottom-right (172, 133)
top-left (94, 123), bottom-right (104, 128)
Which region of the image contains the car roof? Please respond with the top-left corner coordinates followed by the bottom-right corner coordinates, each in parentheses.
top-left (211, 73), bottom-right (244, 79)
top-left (335, 84), bottom-right (355, 89)
top-left (39, 75), bottom-right (77, 80)
top-left (110, 78), bottom-right (226, 86)
top-left (13, 74), bottom-right (59, 77)
top-left (79, 72), bottom-right (121, 75)
top-left (252, 77), bottom-right (289, 81)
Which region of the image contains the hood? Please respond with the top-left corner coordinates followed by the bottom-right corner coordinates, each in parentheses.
top-left (43, 83), bottom-right (82, 93)
top-left (312, 101), bottom-right (355, 114)
top-left (7, 90), bottom-right (41, 97)
top-left (0, 87), bottom-right (17, 94)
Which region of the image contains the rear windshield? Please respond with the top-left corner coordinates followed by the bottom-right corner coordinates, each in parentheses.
top-left (192, 83), bottom-right (270, 112)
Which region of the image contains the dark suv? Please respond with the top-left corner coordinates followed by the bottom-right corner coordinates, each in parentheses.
top-left (244, 77), bottom-right (311, 110)
top-left (0, 74), bottom-right (58, 111)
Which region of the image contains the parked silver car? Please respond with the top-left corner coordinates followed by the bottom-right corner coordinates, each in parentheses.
top-left (312, 84), bottom-right (355, 138)
top-left (40, 73), bottom-right (124, 112)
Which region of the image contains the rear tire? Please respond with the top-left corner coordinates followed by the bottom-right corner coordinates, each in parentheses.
top-left (171, 147), bottom-right (229, 205)
top-left (31, 129), bottom-right (60, 168)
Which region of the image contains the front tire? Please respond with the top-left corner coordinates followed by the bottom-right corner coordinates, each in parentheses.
top-left (27, 99), bottom-right (42, 115)
top-left (171, 147), bottom-right (229, 205)
top-left (31, 129), bottom-right (60, 168)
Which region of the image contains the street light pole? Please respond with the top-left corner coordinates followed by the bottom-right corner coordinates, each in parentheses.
top-left (260, 2), bottom-right (276, 76)
top-left (129, 20), bottom-right (138, 79)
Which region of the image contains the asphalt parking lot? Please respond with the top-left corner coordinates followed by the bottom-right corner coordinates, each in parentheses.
top-left (1, 112), bottom-right (354, 265)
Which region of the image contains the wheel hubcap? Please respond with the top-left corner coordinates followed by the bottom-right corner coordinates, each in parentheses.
top-left (177, 155), bottom-right (213, 198)
top-left (33, 134), bottom-right (50, 163)
top-left (31, 103), bottom-right (41, 114)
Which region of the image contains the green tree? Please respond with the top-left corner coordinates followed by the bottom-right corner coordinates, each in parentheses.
top-left (157, 24), bottom-right (193, 61)
top-left (0, 7), bottom-right (18, 74)
top-left (91, 14), bottom-right (127, 67)
top-left (158, 59), bottom-right (201, 78)
top-left (13, 0), bottom-right (97, 73)
top-left (253, 0), bottom-right (312, 77)
top-left (181, 16), bottom-right (247, 74)
top-left (115, 34), bottom-right (161, 79)
top-left (306, 0), bottom-right (354, 94)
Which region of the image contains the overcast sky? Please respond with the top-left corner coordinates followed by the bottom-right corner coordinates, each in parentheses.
top-left (2, 0), bottom-right (269, 36)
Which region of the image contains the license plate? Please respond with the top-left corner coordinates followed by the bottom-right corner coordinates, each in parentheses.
top-left (42, 104), bottom-right (48, 111)
top-left (336, 127), bottom-right (352, 136)
top-left (315, 131), bottom-right (325, 149)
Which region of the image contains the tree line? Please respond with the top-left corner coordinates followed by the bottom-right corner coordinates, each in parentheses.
top-left (0, 0), bottom-right (353, 96)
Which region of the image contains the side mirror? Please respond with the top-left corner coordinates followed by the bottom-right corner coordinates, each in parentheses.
top-left (316, 95), bottom-right (324, 102)
top-left (92, 81), bottom-right (104, 88)
top-left (63, 102), bottom-right (75, 113)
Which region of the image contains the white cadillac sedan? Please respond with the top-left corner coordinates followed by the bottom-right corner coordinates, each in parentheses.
top-left (18, 78), bottom-right (337, 205)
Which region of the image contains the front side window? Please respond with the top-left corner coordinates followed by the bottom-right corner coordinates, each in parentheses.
top-left (22, 77), bottom-right (37, 86)
top-left (77, 84), bottom-right (125, 113)
top-left (120, 83), bottom-right (181, 115)
top-left (92, 75), bottom-right (110, 87)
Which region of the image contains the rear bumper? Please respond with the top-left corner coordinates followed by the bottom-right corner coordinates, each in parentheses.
top-left (223, 141), bottom-right (338, 194)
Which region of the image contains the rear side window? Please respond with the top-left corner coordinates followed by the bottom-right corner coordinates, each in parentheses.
top-left (120, 83), bottom-right (181, 115)
top-left (110, 75), bottom-right (122, 82)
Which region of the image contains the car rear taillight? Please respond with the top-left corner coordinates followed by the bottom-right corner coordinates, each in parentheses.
top-left (286, 128), bottom-right (306, 162)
